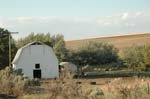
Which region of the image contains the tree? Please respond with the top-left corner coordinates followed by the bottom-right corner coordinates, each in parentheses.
top-left (142, 45), bottom-right (150, 71)
top-left (143, 45), bottom-right (150, 65)
top-left (67, 42), bottom-right (119, 67)
top-left (120, 45), bottom-right (150, 71)
top-left (16, 33), bottom-right (51, 48)
top-left (53, 35), bottom-right (68, 62)
top-left (0, 28), bottom-right (17, 69)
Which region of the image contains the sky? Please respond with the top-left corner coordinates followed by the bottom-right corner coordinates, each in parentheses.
top-left (0, 0), bottom-right (150, 40)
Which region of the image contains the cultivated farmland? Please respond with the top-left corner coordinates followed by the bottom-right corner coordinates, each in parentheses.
top-left (66, 33), bottom-right (150, 50)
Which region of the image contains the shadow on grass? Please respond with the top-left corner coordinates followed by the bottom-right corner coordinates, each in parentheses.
top-left (75, 71), bottom-right (150, 79)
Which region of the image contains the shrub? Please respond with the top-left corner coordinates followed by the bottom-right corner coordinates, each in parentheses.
top-left (0, 67), bottom-right (38, 96)
top-left (37, 69), bottom-right (103, 99)
top-left (103, 78), bottom-right (150, 99)
top-left (42, 69), bottom-right (83, 99)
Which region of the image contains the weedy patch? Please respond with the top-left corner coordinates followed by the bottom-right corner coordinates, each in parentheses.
top-left (102, 78), bottom-right (150, 99)
top-left (0, 67), bottom-right (40, 97)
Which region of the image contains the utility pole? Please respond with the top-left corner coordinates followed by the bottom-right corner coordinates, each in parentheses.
top-left (9, 32), bottom-right (18, 67)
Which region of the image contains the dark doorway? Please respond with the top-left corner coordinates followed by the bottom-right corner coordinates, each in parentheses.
top-left (33, 69), bottom-right (41, 79)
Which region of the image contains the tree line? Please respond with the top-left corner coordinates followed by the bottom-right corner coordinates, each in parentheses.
top-left (0, 27), bottom-right (150, 72)
top-left (121, 45), bottom-right (150, 71)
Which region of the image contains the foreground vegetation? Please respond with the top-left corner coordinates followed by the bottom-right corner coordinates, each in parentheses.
top-left (0, 67), bottom-right (41, 97)
top-left (17, 77), bottom-right (150, 99)
top-left (1, 68), bottom-right (150, 99)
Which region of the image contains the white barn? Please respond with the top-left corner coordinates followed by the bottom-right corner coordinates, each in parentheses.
top-left (12, 42), bottom-right (59, 79)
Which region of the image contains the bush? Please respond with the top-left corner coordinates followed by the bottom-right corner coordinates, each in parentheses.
top-left (103, 78), bottom-right (150, 99)
top-left (42, 69), bottom-right (83, 99)
top-left (0, 67), bottom-right (38, 96)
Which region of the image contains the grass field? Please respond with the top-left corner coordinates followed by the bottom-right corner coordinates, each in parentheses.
top-left (66, 33), bottom-right (150, 50)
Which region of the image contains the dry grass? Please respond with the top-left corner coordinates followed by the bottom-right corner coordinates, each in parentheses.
top-left (0, 67), bottom-right (30, 96)
top-left (76, 77), bottom-right (150, 99)
top-left (18, 77), bottom-right (150, 99)
top-left (1, 68), bottom-right (150, 99)
top-left (66, 33), bottom-right (150, 50)
top-left (104, 78), bottom-right (150, 99)
top-left (0, 67), bottom-right (41, 98)
top-left (41, 71), bottom-right (83, 99)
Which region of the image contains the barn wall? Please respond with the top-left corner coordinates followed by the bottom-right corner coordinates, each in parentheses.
top-left (13, 44), bottom-right (59, 79)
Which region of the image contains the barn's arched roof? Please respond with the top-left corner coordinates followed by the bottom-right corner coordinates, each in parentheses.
top-left (12, 42), bottom-right (51, 64)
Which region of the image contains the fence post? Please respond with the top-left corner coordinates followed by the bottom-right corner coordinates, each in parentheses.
top-left (147, 82), bottom-right (149, 94)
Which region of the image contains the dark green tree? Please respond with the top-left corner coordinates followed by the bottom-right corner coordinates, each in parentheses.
top-left (67, 42), bottom-right (119, 66)
top-left (53, 34), bottom-right (69, 62)
top-left (0, 28), bottom-right (17, 69)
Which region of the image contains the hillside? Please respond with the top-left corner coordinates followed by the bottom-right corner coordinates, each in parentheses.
top-left (66, 33), bottom-right (150, 50)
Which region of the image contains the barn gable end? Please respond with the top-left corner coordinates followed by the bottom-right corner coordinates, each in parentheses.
top-left (12, 42), bottom-right (59, 79)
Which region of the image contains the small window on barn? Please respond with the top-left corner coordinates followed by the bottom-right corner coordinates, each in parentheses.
top-left (31, 42), bottom-right (42, 45)
top-left (35, 64), bottom-right (40, 69)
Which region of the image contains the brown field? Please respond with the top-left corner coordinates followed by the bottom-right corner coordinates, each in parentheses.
top-left (66, 33), bottom-right (150, 50)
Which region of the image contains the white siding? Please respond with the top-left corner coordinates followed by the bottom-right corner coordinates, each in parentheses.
top-left (13, 43), bottom-right (59, 79)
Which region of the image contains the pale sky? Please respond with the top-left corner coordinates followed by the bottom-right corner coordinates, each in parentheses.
top-left (0, 0), bottom-right (150, 40)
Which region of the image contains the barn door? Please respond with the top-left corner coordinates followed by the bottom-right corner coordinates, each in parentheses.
top-left (33, 63), bottom-right (41, 79)
top-left (33, 69), bottom-right (41, 79)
